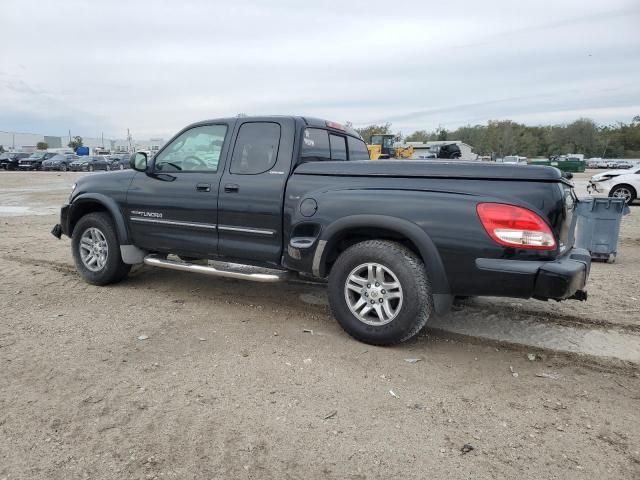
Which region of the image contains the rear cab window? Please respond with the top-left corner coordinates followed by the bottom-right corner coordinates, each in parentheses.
top-left (300, 128), bottom-right (369, 163)
top-left (329, 134), bottom-right (347, 160)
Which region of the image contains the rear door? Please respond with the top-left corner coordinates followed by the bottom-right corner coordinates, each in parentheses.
top-left (217, 118), bottom-right (294, 264)
top-left (126, 122), bottom-right (231, 257)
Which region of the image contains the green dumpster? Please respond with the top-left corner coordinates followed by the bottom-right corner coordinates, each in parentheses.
top-left (551, 158), bottom-right (586, 173)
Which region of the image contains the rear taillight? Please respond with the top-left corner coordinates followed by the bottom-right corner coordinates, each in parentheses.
top-left (476, 202), bottom-right (556, 250)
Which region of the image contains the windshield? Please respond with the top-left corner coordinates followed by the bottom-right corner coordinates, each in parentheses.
top-left (28, 153), bottom-right (45, 159)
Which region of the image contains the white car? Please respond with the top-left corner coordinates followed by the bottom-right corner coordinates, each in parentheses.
top-left (588, 167), bottom-right (640, 204)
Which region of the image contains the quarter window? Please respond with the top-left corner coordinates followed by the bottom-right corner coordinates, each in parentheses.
top-left (230, 122), bottom-right (281, 175)
top-left (154, 125), bottom-right (227, 172)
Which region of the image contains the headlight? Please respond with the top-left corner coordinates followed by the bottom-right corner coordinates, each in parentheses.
top-left (68, 183), bottom-right (76, 202)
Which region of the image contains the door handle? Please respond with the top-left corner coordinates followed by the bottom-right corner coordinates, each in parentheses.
top-left (196, 183), bottom-right (211, 192)
top-left (224, 183), bottom-right (239, 193)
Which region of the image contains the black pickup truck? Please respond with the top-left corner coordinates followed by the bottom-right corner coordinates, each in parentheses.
top-left (52, 116), bottom-right (590, 345)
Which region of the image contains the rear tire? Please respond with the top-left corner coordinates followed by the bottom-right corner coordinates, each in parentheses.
top-left (328, 240), bottom-right (433, 345)
top-left (72, 212), bottom-right (130, 285)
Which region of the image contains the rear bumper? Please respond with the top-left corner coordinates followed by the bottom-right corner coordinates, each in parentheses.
top-left (475, 248), bottom-right (590, 301)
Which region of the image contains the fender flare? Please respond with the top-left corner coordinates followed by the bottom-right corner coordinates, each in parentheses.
top-left (69, 193), bottom-right (130, 244)
top-left (316, 214), bottom-right (450, 295)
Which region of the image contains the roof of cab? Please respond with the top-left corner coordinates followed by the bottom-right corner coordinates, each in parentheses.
top-left (183, 116), bottom-right (364, 140)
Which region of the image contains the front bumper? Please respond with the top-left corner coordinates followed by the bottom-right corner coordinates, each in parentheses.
top-left (69, 165), bottom-right (88, 171)
top-left (475, 248), bottom-right (591, 301)
top-left (587, 181), bottom-right (608, 194)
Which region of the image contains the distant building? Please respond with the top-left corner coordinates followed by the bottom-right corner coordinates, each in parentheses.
top-left (405, 141), bottom-right (477, 161)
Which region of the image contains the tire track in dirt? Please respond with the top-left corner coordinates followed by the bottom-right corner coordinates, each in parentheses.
top-left (1, 254), bottom-right (77, 276)
top-left (449, 302), bottom-right (640, 334)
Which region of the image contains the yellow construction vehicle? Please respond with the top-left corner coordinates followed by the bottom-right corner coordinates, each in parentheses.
top-left (367, 134), bottom-right (414, 160)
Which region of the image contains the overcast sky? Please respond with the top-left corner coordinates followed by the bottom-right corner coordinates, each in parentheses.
top-left (2, 0), bottom-right (639, 140)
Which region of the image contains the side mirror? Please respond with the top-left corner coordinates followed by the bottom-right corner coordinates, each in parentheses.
top-left (130, 152), bottom-right (148, 172)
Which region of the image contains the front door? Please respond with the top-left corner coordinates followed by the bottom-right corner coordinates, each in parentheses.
top-left (218, 119), bottom-right (292, 264)
top-left (126, 123), bottom-right (231, 258)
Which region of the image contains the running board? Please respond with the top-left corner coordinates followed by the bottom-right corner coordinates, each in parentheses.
top-left (143, 255), bottom-right (290, 283)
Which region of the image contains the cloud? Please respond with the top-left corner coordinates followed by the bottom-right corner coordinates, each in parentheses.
top-left (1, 0), bottom-right (639, 139)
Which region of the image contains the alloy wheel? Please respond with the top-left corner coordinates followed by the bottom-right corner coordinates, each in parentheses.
top-left (344, 262), bottom-right (403, 326)
top-left (79, 227), bottom-right (109, 272)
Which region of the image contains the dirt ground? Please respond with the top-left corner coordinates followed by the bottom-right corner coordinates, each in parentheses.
top-left (1, 171), bottom-right (639, 479)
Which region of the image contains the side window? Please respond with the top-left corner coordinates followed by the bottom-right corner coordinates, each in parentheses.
top-left (329, 135), bottom-right (347, 161)
top-left (301, 128), bottom-right (331, 162)
top-left (155, 125), bottom-right (227, 172)
top-left (230, 122), bottom-right (281, 175)
top-left (347, 136), bottom-right (370, 160)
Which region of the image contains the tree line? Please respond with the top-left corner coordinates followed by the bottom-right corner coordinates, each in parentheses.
top-left (347, 116), bottom-right (640, 159)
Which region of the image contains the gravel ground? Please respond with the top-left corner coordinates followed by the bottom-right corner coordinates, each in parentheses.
top-left (1, 170), bottom-right (639, 479)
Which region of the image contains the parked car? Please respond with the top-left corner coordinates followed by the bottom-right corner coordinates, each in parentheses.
top-left (589, 167), bottom-right (640, 204)
top-left (615, 161), bottom-right (634, 169)
top-left (106, 154), bottom-right (131, 170)
top-left (69, 156), bottom-right (110, 172)
top-left (586, 159), bottom-right (601, 168)
top-left (18, 152), bottom-right (57, 170)
top-left (41, 154), bottom-right (79, 171)
top-left (53, 116), bottom-right (590, 346)
top-left (0, 152), bottom-right (30, 170)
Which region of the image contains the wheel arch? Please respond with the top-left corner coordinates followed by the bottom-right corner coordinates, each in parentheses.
top-left (316, 215), bottom-right (450, 296)
top-left (68, 193), bottom-right (130, 244)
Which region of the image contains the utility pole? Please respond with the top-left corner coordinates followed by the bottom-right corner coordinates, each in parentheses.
top-left (601, 138), bottom-right (609, 158)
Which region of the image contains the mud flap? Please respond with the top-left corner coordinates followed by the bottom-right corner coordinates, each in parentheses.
top-left (51, 224), bottom-right (62, 239)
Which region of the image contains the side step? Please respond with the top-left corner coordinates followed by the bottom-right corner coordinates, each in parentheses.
top-left (143, 254), bottom-right (290, 283)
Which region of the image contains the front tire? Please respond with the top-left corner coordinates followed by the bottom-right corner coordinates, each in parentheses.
top-left (328, 240), bottom-right (433, 345)
top-left (72, 212), bottom-right (131, 285)
top-left (610, 184), bottom-right (636, 204)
